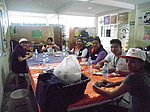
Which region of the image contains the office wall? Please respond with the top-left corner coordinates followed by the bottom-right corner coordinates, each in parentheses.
top-left (10, 26), bottom-right (54, 43)
top-left (10, 26), bottom-right (62, 50)
top-left (98, 5), bottom-right (150, 50)
top-left (128, 3), bottom-right (150, 49)
top-left (0, 0), bottom-right (10, 110)
top-left (0, 55), bottom-right (10, 110)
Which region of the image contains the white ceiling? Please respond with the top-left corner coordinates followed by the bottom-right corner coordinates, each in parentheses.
top-left (4, 0), bottom-right (150, 17)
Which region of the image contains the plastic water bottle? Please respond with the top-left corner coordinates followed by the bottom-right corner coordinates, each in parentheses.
top-left (102, 62), bottom-right (108, 80)
top-left (62, 45), bottom-right (66, 57)
top-left (88, 57), bottom-right (92, 73)
top-left (62, 45), bottom-right (66, 52)
top-left (35, 49), bottom-right (38, 61)
top-left (49, 47), bottom-right (53, 52)
top-left (66, 47), bottom-right (69, 51)
top-left (49, 47), bottom-right (53, 55)
top-left (45, 54), bottom-right (49, 63)
top-left (42, 52), bottom-right (46, 64)
top-left (45, 54), bottom-right (49, 69)
top-left (74, 52), bottom-right (78, 58)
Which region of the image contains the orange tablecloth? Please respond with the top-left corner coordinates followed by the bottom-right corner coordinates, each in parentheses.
top-left (28, 62), bottom-right (125, 109)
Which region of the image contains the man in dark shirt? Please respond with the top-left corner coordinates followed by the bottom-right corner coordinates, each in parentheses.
top-left (11, 38), bottom-right (33, 73)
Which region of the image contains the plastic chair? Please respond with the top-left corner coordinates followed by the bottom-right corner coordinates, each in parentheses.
top-left (10, 89), bottom-right (34, 112)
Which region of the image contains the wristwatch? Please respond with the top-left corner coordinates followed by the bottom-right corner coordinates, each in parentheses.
top-left (115, 68), bottom-right (119, 74)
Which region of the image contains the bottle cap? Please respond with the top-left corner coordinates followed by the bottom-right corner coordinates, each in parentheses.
top-left (104, 62), bottom-right (108, 65)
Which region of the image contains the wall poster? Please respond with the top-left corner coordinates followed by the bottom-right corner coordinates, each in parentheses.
top-left (119, 24), bottom-right (129, 50)
top-left (104, 16), bottom-right (110, 25)
top-left (143, 26), bottom-right (150, 40)
top-left (10, 26), bottom-right (17, 35)
top-left (110, 15), bottom-right (117, 24)
top-left (138, 11), bottom-right (150, 25)
top-left (118, 12), bottom-right (128, 24)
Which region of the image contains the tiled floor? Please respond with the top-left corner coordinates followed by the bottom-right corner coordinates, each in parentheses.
top-left (1, 73), bottom-right (129, 112)
top-left (1, 73), bottom-right (38, 112)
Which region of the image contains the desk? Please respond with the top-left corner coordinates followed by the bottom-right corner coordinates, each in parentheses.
top-left (27, 54), bottom-right (125, 111)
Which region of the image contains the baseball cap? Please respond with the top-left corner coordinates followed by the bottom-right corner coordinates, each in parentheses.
top-left (119, 48), bottom-right (146, 61)
top-left (19, 38), bottom-right (28, 44)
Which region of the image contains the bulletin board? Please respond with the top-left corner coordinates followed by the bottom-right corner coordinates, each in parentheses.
top-left (32, 30), bottom-right (42, 37)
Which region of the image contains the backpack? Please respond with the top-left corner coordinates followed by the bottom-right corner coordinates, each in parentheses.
top-left (36, 72), bottom-right (67, 112)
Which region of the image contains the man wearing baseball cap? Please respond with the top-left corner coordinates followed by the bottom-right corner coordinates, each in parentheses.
top-left (11, 38), bottom-right (33, 73)
top-left (93, 48), bottom-right (150, 112)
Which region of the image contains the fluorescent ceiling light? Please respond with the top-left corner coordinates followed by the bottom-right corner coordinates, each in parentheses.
top-left (88, 6), bottom-right (92, 10)
top-left (78, 0), bottom-right (89, 1)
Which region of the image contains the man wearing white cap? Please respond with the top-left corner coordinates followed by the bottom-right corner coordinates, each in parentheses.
top-left (93, 48), bottom-right (150, 112)
top-left (11, 38), bottom-right (33, 73)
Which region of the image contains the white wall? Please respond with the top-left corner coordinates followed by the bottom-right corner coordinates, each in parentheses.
top-left (0, 54), bottom-right (10, 110)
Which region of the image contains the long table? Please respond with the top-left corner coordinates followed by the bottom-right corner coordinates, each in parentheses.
top-left (27, 53), bottom-right (125, 111)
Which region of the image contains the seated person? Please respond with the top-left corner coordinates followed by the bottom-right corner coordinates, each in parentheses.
top-left (90, 37), bottom-right (107, 64)
top-left (67, 37), bottom-right (88, 59)
top-left (95, 39), bottom-right (129, 76)
top-left (92, 48), bottom-right (150, 112)
top-left (41, 37), bottom-right (60, 52)
top-left (11, 38), bottom-right (33, 73)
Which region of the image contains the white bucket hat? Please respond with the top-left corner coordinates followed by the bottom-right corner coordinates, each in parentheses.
top-left (119, 48), bottom-right (146, 61)
top-left (19, 38), bottom-right (28, 44)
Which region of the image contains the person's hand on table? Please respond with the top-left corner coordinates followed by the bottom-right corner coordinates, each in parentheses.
top-left (94, 63), bottom-right (101, 69)
top-left (92, 79), bottom-right (121, 88)
top-left (46, 45), bottom-right (50, 49)
top-left (92, 81), bottom-right (100, 93)
top-left (66, 49), bottom-right (72, 54)
top-left (108, 68), bottom-right (121, 77)
top-left (27, 52), bottom-right (33, 58)
top-left (51, 44), bottom-right (56, 48)
top-left (102, 80), bottom-right (122, 87)
top-left (108, 68), bottom-right (116, 73)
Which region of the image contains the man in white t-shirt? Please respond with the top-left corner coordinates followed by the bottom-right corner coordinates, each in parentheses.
top-left (95, 39), bottom-right (129, 76)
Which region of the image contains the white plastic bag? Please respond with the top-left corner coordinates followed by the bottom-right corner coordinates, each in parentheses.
top-left (54, 55), bottom-right (82, 84)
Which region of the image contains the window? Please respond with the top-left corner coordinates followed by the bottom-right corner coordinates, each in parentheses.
top-left (101, 25), bottom-right (117, 37)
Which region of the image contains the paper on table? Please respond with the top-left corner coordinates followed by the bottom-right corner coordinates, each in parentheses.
top-left (92, 69), bottom-right (103, 75)
top-left (29, 66), bottom-right (39, 69)
top-left (32, 73), bottom-right (40, 76)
